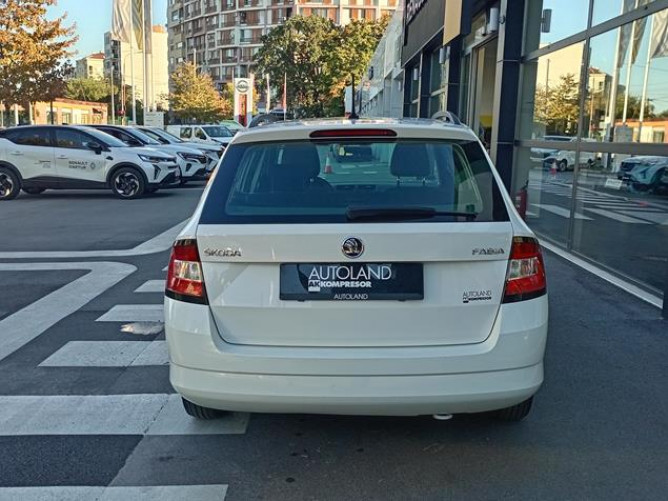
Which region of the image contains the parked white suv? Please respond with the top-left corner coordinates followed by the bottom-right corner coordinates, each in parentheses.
top-left (137, 126), bottom-right (224, 174)
top-left (547, 138), bottom-right (598, 171)
top-left (166, 124), bottom-right (234, 147)
top-left (0, 125), bottom-right (180, 200)
top-left (89, 125), bottom-right (209, 184)
top-left (165, 119), bottom-right (548, 421)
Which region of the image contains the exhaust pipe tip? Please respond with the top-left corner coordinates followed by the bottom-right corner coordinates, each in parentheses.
top-left (432, 414), bottom-right (453, 421)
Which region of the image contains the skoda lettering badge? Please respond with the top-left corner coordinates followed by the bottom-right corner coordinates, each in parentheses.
top-left (342, 237), bottom-right (364, 259)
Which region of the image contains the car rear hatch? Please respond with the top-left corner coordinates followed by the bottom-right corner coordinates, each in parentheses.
top-left (196, 132), bottom-right (514, 348)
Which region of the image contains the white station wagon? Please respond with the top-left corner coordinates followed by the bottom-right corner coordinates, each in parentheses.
top-left (165, 118), bottom-right (548, 421)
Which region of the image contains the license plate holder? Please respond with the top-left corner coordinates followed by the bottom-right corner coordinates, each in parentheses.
top-left (280, 263), bottom-right (424, 301)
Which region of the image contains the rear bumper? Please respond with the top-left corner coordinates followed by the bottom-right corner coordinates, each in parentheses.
top-left (171, 362), bottom-right (542, 416)
top-left (165, 295), bottom-right (548, 416)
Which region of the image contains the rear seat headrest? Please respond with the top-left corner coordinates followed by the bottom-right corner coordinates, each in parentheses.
top-left (390, 144), bottom-right (431, 178)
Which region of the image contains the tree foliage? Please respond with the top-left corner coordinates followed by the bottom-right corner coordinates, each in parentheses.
top-left (168, 62), bottom-right (232, 122)
top-left (0, 0), bottom-right (77, 108)
top-left (65, 77), bottom-right (115, 103)
top-left (255, 15), bottom-right (389, 117)
top-left (534, 74), bottom-right (580, 135)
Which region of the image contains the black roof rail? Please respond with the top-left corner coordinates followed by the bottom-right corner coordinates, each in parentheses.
top-left (431, 111), bottom-right (462, 125)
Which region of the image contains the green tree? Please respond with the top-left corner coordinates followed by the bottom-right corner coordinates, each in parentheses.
top-left (168, 62), bottom-right (231, 122)
top-left (65, 77), bottom-right (115, 103)
top-left (255, 16), bottom-right (342, 117)
top-left (615, 92), bottom-right (654, 120)
top-left (0, 0), bottom-right (77, 117)
top-left (534, 74), bottom-right (580, 135)
top-left (255, 15), bottom-right (388, 118)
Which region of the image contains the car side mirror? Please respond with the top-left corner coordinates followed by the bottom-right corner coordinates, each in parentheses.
top-left (85, 141), bottom-right (103, 155)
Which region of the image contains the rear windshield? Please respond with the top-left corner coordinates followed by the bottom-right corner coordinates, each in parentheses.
top-left (202, 126), bottom-right (233, 138)
top-left (199, 139), bottom-right (509, 224)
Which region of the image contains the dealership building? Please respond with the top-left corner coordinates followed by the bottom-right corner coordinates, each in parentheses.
top-left (360, 0), bottom-right (668, 309)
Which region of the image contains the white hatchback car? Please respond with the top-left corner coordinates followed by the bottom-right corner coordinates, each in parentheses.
top-left (165, 119), bottom-right (548, 421)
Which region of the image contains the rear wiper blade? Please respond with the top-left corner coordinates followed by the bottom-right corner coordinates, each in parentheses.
top-left (346, 206), bottom-right (478, 222)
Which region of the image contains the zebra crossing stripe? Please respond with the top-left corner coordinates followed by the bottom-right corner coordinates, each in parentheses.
top-left (616, 210), bottom-right (668, 225)
top-left (134, 280), bottom-right (166, 293)
top-left (96, 305), bottom-right (163, 323)
top-left (39, 341), bottom-right (168, 367)
top-left (0, 262), bottom-right (136, 362)
top-left (0, 394), bottom-right (248, 436)
top-left (584, 207), bottom-right (651, 224)
top-left (531, 204), bottom-right (592, 220)
top-left (0, 485), bottom-right (228, 501)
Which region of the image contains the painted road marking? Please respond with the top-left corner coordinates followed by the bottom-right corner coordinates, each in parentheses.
top-left (531, 203), bottom-right (592, 220)
top-left (616, 210), bottom-right (668, 225)
top-left (96, 305), bottom-right (164, 323)
top-left (134, 280), bottom-right (166, 293)
top-left (0, 262), bottom-right (135, 362)
top-left (584, 207), bottom-right (651, 224)
top-left (0, 485), bottom-right (228, 501)
top-left (39, 341), bottom-right (168, 367)
top-left (0, 394), bottom-right (248, 435)
top-left (0, 220), bottom-right (187, 260)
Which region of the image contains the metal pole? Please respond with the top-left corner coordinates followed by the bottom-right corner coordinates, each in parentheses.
top-left (130, 39), bottom-right (137, 124)
top-left (638, 15), bottom-right (653, 141)
top-left (622, 0), bottom-right (640, 123)
top-left (110, 62), bottom-right (116, 124)
top-left (141, 8), bottom-right (148, 120)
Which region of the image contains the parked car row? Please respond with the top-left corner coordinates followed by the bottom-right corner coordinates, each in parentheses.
top-left (0, 122), bottom-right (241, 200)
top-left (0, 125), bottom-right (180, 200)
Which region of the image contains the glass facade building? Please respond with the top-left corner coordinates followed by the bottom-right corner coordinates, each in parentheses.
top-left (361, 0), bottom-right (668, 303)
top-left (516, 0), bottom-right (668, 297)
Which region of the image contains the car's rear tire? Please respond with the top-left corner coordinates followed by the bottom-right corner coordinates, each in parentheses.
top-left (494, 397), bottom-right (533, 422)
top-left (0, 167), bottom-right (21, 201)
top-left (181, 398), bottom-right (226, 419)
top-left (110, 167), bottom-right (145, 199)
top-left (22, 187), bottom-right (45, 195)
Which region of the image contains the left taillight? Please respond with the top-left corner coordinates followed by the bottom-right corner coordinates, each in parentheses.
top-left (503, 237), bottom-right (547, 303)
top-left (165, 239), bottom-right (208, 305)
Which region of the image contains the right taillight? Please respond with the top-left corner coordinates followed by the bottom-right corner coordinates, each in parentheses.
top-left (165, 239), bottom-right (208, 305)
top-left (503, 237), bottom-right (547, 303)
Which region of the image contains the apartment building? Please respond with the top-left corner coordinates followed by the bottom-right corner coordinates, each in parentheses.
top-left (74, 53), bottom-right (106, 79)
top-left (166, 0), bottom-right (398, 88)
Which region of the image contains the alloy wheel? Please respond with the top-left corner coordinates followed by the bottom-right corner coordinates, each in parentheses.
top-left (114, 172), bottom-right (140, 198)
top-left (0, 173), bottom-right (14, 198)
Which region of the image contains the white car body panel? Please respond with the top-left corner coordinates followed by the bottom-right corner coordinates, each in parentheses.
top-left (165, 118), bottom-right (548, 416)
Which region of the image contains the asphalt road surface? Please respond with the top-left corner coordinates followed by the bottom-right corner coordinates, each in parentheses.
top-left (0, 185), bottom-right (666, 500)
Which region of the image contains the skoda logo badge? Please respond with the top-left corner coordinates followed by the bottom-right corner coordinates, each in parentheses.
top-left (342, 237), bottom-right (364, 259)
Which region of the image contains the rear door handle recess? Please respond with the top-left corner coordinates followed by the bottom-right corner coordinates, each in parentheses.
top-left (9, 151), bottom-right (22, 156)
top-left (57, 155), bottom-right (68, 159)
